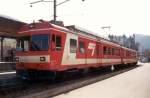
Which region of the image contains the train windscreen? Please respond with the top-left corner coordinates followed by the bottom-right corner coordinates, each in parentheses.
top-left (30, 34), bottom-right (50, 51)
top-left (16, 34), bottom-right (50, 51)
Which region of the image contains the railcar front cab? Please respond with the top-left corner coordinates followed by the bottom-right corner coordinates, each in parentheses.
top-left (16, 29), bottom-right (63, 79)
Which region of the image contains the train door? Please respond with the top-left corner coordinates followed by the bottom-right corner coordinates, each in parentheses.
top-left (86, 40), bottom-right (97, 67)
top-left (51, 32), bottom-right (63, 67)
top-left (97, 43), bottom-right (102, 66)
top-left (60, 33), bottom-right (78, 66)
top-left (95, 42), bottom-right (99, 65)
top-left (77, 38), bottom-right (86, 66)
top-left (121, 48), bottom-right (125, 64)
top-left (67, 34), bottom-right (78, 65)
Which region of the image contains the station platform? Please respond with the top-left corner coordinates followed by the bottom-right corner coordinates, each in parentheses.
top-left (0, 71), bottom-right (16, 79)
top-left (0, 62), bottom-right (15, 72)
top-left (53, 63), bottom-right (150, 98)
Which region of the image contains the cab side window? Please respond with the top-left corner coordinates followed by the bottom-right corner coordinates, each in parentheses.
top-left (52, 34), bottom-right (62, 51)
top-left (56, 36), bottom-right (61, 50)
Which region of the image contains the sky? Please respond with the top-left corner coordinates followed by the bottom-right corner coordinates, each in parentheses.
top-left (0, 0), bottom-right (150, 37)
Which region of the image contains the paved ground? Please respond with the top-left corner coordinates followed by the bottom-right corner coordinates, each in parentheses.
top-left (53, 63), bottom-right (150, 98)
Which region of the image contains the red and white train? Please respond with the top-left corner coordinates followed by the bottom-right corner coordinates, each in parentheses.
top-left (16, 20), bottom-right (138, 79)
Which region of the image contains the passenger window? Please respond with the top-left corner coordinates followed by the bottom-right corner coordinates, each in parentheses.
top-left (126, 51), bottom-right (128, 56)
top-left (115, 49), bottom-right (118, 56)
top-left (79, 41), bottom-right (85, 54)
top-left (93, 47), bottom-right (97, 55)
top-left (103, 46), bottom-right (107, 55)
top-left (70, 39), bottom-right (77, 53)
top-left (96, 45), bottom-right (99, 54)
top-left (124, 51), bottom-right (126, 57)
top-left (98, 46), bottom-right (101, 55)
top-left (112, 48), bottom-right (115, 55)
top-left (108, 48), bottom-right (111, 55)
top-left (118, 49), bottom-right (120, 56)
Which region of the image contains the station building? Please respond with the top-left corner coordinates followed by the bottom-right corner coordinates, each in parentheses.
top-left (0, 16), bottom-right (26, 62)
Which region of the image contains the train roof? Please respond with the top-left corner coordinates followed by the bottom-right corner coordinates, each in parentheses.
top-left (19, 20), bottom-right (137, 52)
top-left (122, 46), bottom-right (137, 52)
top-left (49, 22), bottom-right (137, 52)
top-left (64, 25), bottom-right (138, 52)
top-left (66, 25), bottom-right (121, 47)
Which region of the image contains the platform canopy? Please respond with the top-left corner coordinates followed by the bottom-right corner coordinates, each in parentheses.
top-left (0, 15), bottom-right (27, 38)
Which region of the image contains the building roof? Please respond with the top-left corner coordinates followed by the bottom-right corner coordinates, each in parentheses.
top-left (0, 15), bottom-right (27, 37)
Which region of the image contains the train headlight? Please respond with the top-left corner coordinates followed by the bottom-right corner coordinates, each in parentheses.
top-left (40, 57), bottom-right (46, 61)
top-left (15, 57), bottom-right (19, 62)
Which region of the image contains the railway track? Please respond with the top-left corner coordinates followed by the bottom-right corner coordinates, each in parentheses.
top-left (0, 64), bottom-right (140, 98)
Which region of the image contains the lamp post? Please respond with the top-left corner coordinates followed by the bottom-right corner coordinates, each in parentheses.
top-left (30, 0), bottom-right (85, 21)
top-left (101, 26), bottom-right (111, 39)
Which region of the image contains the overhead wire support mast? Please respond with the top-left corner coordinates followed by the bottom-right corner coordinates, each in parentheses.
top-left (30, 0), bottom-right (85, 21)
top-left (30, 0), bottom-right (53, 5)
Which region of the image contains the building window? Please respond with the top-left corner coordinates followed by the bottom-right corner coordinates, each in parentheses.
top-left (79, 41), bottom-right (85, 54)
top-left (70, 39), bottom-right (77, 53)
